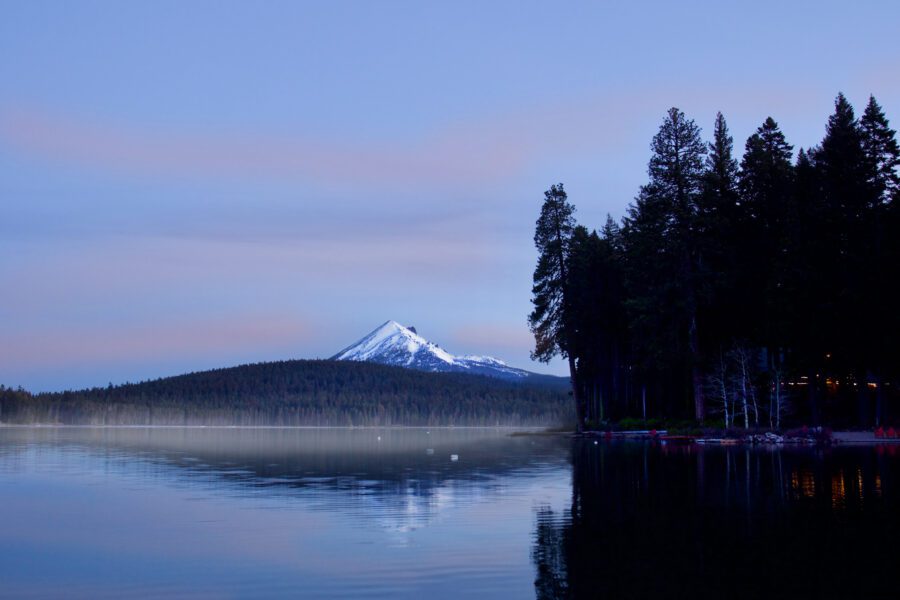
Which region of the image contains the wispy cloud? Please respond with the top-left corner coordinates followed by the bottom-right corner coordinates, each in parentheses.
top-left (0, 85), bottom-right (668, 191)
top-left (0, 106), bottom-right (536, 187)
top-left (0, 313), bottom-right (315, 372)
top-left (0, 80), bottom-right (843, 193)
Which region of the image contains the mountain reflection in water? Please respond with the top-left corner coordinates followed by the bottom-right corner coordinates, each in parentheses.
top-left (0, 427), bottom-right (570, 537)
top-left (533, 440), bottom-right (900, 600)
top-left (1, 427), bottom-right (899, 598)
top-left (0, 427), bottom-right (571, 599)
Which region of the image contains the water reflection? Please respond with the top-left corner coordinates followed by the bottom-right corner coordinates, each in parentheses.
top-left (3, 428), bottom-right (899, 598)
top-left (533, 440), bottom-right (900, 599)
top-left (0, 427), bottom-right (570, 536)
top-left (1, 427), bottom-right (574, 598)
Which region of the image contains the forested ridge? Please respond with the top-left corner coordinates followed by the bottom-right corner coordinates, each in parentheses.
top-left (531, 93), bottom-right (900, 430)
top-left (0, 360), bottom-right (572, 426)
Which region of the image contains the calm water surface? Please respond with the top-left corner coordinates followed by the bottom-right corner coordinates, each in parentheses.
top-left (0, 427), bottom-right (898, 599)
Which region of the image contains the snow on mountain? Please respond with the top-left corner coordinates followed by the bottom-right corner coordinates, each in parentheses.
top-left (331, 320), bottom-right (562, 384)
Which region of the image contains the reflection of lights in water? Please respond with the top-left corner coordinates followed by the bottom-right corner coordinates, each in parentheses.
top-left (791, 469), bottom-right (816, 498)
top-left (875, 474), bottom-right (882, 496)
top-left (832, 471), bottom-right (847, 510)
top-left (858, 468), bottom-right (864, 502)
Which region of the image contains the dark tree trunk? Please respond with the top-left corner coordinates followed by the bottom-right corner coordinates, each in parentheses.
top-left (808, 369), bottom-right (820, 426)
top-left (685, 264), bottom-right (704, 421)
top-left (856, 369), bottom-right (870, 428)
top-left (569, 355), bottom-right (585, 432)
top-left (875, 373), bottom-right (886, 427)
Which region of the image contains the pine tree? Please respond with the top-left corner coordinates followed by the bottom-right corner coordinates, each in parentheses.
top-left (567, 225), bottom-right (603, 423)
top-left (623, 184), bottom-right (673, 417)
top-left (527, 93), bottom-right (900, 427)
top-left (859, 95), bottom-right (900, 424)
top-left (653, 108), bottom-right (706, 419)
top-left (705, 112), bottom-right (739, 199)
top-left (598, 215), bottom-right (628, 417)
top-left (624, 107), bottom-right (707, 419)
top-left (813, 94), bottom-right (876, 424)
top-left (601, 214), bottom-right (623, 252)
top-left (566, 221), bottom-right (629, 424)
top-left (529, 183), bottom-right (585, 429)
top-left (860, 95), bottom-right (900, 205)
top-left (697, 113), bottom-right (740, 351)
top-left (815, 93), bottom-right (868, 231)
top-left (737, 117), bottom-right (794, 350)
top-left (783, 148), bottom-right (827, 380)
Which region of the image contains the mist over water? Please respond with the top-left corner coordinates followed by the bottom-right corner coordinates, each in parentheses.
top-left (1, 428), bottom-right (898, 598)
top-left (0, 428), bottom-right (571, 599)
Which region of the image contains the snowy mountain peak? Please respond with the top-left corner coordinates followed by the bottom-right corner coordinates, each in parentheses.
top-left (331, 321), bottom-right (557, 383)
top-left (332, 321), bottom-right (457, 367)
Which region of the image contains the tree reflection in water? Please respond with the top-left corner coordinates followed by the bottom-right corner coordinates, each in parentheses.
top-left (533, 441), bottom-right (900, 599)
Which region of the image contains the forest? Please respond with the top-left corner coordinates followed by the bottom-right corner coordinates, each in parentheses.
top-left (0, 360), bottom-right (571, 426)
top-left (530, 93), bottom-right (900, 431)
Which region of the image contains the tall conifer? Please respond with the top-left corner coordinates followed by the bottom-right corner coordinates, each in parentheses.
top-left (625, 108), bottom-right (706, 419)
top-left (529, 184), bottom-right (585, 429)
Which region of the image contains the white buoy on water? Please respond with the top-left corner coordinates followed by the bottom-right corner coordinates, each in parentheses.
top-left (450, 454), bottom-right (459, 462)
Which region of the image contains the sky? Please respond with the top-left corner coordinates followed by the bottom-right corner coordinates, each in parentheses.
top-left (2, 1), bottom-right (899, 391)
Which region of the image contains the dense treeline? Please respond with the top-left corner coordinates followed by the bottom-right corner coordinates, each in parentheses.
top-left (530, 93), bottom-right (900, 430)
top-left (0, 361), bottom-right (572, 426)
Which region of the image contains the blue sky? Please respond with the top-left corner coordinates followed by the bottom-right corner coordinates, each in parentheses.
top-left (2, 0), bottom-right (899, 391)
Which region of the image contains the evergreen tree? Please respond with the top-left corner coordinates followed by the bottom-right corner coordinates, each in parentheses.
top-left (697, 112), bottom-right (741, 351)
top-left (783, 148), bottom-right (828, 421)
top-left (859, 95), bottom-right (900, 423)
top-left (567, 221), bottom-right (628, 424)
top-left (737, 117), bottom-right (795, 349)
top-left (813, 94), bottom-right (873, 422)
top-left (623, 183), bottom-right (678, 411)
top-left (529, 183), bottom-right (585, 429)
top-left (601, 214), bottom-right (623, 253)
top-left (625, 108), bottom-right (706, 419)
top-left (528, 92), bottom-right (900, 428)
top-left (860, 95), bottom-right (900, 205)
top-left (597, 215), bottom-right (628, 417)
top-left (706, 113), bottom-right (739, 194)
top-left (567, 226), bottom-right (604, 423)
top-left (815, 93), bottom-right (868, 239)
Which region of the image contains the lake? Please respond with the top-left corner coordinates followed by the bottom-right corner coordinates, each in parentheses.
top-left (0, 427), bottom-right (898, 599)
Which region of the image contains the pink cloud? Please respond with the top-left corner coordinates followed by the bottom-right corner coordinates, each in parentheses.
top-left (1, 233), bottom-right (500, 316)
top-left (1, 75), bottom-right (876, 196)
top-left (0, 314), bottom-right (316, 370)
top-left (0, 84), bottom-right (679, 190)
top-left (0, 81), bottom-right (836, 192)
top-left (0, 107), bottom-right (535, 186)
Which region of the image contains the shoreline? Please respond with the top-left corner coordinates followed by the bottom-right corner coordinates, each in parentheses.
top-left (0, 423), bottom-right (545, 431)
top-left (5, 424), bottom-right (900, 445)
top-left (574, 429), bottom-right (900, 446)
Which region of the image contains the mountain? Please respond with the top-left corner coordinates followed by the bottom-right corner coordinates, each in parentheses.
top-left (0, 360), bottom-right (572, 426)
top-left (0, 322), bottom-right (572, 426)
top-left (332, 321), bottom-right (568, 387)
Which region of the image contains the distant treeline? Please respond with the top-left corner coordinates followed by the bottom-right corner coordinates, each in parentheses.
top-left (530, 93), bottom-right (900, 430)
top-left (0, 360), bottom-right (572, 426)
